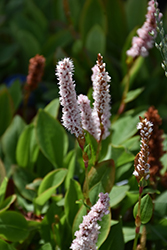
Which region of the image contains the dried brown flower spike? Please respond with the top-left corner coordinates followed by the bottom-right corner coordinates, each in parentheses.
top-left (145, 106), bottom-right (164, 184)
top-left (26, 54), bottom-right (46, 91)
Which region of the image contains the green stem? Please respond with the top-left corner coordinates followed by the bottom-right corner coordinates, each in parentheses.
top-left (133, 232), bottom-right (139, 250)
top-left (133, 186), bottom-right (143, 250)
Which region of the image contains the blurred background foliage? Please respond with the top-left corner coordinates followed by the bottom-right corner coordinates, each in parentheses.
top-left (0, 0), bottom-right (167, 128)
top-left (1, 1), bottom-right (167, 249)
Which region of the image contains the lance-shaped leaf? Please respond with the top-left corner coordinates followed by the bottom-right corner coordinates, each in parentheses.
top-left (0, 177), bottom-right (8, 204)
top-left (0, 195), bottom-right (16, 214)
top-left (65, 179), bottom-right (84, 227)
top-left (44, 98), bottom-right (60, 118)
top-left (85, 159), bottom-right (115, 195)
top-left (100, 221), bottom-right (124, 250)
top-left (35, 168), bottom-right (68, 206)
top-left (97, 212), bottom-right (111, 248)
top-left (16, 123), bottom-right (39, 168)
top-left (133, 194), bottom-right (153, 224)
top-left (35, 109), bottom-right (68, 168)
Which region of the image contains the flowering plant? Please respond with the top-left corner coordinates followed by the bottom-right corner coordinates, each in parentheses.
top-left (0, 0), bottom-right (167, 250)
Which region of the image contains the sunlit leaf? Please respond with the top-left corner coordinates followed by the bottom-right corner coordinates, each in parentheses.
top-left (16, 123), bottom-right (39, 168)
top-left (35, 169), bottom-right (68, 206)
top-left (0, 195), bottom-right (16, 214)
top-left (109, 185), bottom-right (130, 207)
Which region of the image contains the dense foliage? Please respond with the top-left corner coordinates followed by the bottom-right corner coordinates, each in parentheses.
top-left (0, 0), bottom-right (167, 250)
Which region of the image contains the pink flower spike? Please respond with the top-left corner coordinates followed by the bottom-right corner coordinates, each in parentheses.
top-left (70, 193), bottom-right (110, 250)
top-left (56, 58), bottom-right (84, 139)
top-left (92, 53), bottom-right (111, 140)
top-left (78, 94), bottom-right (100, 141)
top-left (126, 0), bottom-right (162, 58)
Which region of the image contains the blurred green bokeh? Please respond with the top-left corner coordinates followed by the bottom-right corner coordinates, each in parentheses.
top-left (0, 0), bottom-right (167, 128)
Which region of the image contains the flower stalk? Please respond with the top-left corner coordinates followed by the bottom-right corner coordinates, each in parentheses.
top-left (133, 117), bottom-right (153, 250)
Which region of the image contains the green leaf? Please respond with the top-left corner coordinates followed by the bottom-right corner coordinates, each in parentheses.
top-left (115, 163), bottom-right (133, 182)
top-left (109, 185), bottom-right (130, 208)
top-left (0, 44), bottom-right (18, 66)
top-left (122, 226), bottom-right (135, 243)
top-left (36, 150), bottom-right (54, 177)
top-left (80, 0), bottom-right (107, 41)
top-left (59, 214), bottom-right (72, 250)
top-left (105, 0), bottom-right (127, 47)
top-left (65, 179), bottom-right (84, 227)
top-left (85, 24), bottom-right (106, 56)
top-left (0, 86), bottom-right (14, 137)
top-left (8, 80), bottom-right (22, 111)
top-left (35, 169), bottom-right (68, 206)
top-left (72, 204), bottom-right (87, 236)
top-left (0, 239), bottom-right (17, 250)
top-left (25, 0), bottom-right (47, 32)
top-left (36, 109), bottom-right (68, 168)
top-left (112, 111), bottom-right (145, 145)
top-left (2, 115), bottom-right (26, 164)
top-left (84, 131), bottom-right (98, 166)
top-left (100, 221), bottom-right (125, 250)
top-left (42, 30), bottom-right (73, 56)
top-left (103, 144), bottom-right (134, 167)
top-left (124, 87), bottom-right (144, 103)
top-left (0, 177), bottom-right (8, 204)
top-left (0, 211), bottom-right (29, 242)
top-left (0, 195), bottom-right (16, 214)
top-left (97, 212), bottom-right (111, 248)
top-left (38, 243), bottom-right (53, 250)
top-left (69, 0), bottom-right (85, 29)
top-left (64, 150), bottom-right (76, 190)
top-left (121, 135), bottom-right (140, 151)
top-left (41, 201), bottom-right (63, 245)
top-left (121, 191), bottom-right (139, 215)
top-left (86, 159), bottom-right (115, 195)
top-left (44, 98), bottom-right (60, 118)
top-left (16, 123), bottom-right (39, 168)
top-left (146, 218), bottom-right (167, 243)
top-left (125, 0), bottom-right (147, 31)
top-left (89, 182), bottom-right (105, 205)
top-left (0, 160), bottom-right (6, 185)
top-left (11, 28), bottom-right (40, 60)
top-left (13, 167), bottom-right (36, 201)
top-left (160, 153), bottom-right (167, 174)
top-left (112, 145), bottom-right (134, 167)
top-left (133, 194), bottom-right (153, 224)
top-left (154, 190), bottom-right (167, 218)
top-left (121, 56), bottom-right (144, 89)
